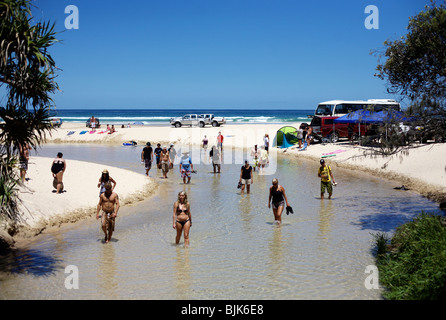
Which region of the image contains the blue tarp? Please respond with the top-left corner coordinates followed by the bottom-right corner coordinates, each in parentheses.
top-left (333, 110), bottom-right (411, 124)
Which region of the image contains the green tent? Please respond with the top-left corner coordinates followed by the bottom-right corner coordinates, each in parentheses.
top-left (276, 126), bottom-right (299, 148)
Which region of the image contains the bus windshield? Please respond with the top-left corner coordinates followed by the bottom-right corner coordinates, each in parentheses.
top-left (315, 104), bottom-right (333, 116)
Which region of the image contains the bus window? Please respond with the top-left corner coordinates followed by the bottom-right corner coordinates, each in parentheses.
top-left (315, 104), bottom-right (333, 116)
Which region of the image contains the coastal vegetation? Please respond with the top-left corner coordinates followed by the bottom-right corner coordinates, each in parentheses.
top-left (0, 0), bottom-right (59, 226)
top-left (374, 213), bottom-right (446, 300)
top-left (373, 0), bottom-right (446, 153)
top-left (372, 1), bottom-right (446, 300)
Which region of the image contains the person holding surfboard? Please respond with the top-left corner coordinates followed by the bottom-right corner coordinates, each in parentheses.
top-left (318, 159), bottom-right (337, 200)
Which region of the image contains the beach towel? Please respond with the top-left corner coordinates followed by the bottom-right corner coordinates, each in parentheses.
top-left (322, 149), bottom-right (346, 156)
top-left (79, 131), bottom-right (88, 135)
top-left (67, 131), bottom-right (75, 136)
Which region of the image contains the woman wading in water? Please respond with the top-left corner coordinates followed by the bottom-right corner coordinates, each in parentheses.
top-left (268, 178), bottom-right (290, 225)
top-left (173, 191), bottom-right (192, 247)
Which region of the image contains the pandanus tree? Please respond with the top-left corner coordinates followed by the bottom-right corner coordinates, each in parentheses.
top-left (0, 0), bottom-right (59, 224)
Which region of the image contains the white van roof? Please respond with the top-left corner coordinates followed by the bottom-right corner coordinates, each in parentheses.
top-left (319, 99), bottom-right (397, 105)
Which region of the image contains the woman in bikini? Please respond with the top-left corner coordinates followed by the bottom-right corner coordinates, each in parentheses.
top-left (51, 152), bottom-right (66, 194)
top-left (173, 191), bottom-right (192, 247)
top-left (268, 178), bottom-right (290, 225)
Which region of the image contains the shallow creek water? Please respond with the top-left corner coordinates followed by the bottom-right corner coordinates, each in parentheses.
top-left (0, 144), bottom-right (442, 299)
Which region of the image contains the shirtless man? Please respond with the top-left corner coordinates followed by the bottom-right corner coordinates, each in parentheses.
top-left (96, 181), bottom-right (120, 243)
top-left (160, 146), bottom-right (172, 178)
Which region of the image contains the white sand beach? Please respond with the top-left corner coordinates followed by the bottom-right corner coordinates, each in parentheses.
top-left (2, 122), bottom-right (445, 248)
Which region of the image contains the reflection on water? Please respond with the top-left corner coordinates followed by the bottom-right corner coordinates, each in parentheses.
top-left (0, 144), bottom-right (443, 300)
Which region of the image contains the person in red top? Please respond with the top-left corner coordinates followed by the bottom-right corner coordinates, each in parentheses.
top-left (217, 132), bottom-right (224, 151)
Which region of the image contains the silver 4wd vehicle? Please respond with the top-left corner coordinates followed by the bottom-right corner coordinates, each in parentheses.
top-left (200, 114), bottom-right (226, 127)
top-left (170, 114), bottom-right (226, 128)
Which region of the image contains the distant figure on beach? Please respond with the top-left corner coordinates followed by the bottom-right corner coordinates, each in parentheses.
top-left (297, 125), bottom-right (304, 148)
top-left (98, 169), bottom-right (116, 196)
top-left (173, 191), bottom-right (192, 247)
top-left (217, 132), bottom-right (224, 151)
top-left (318, 159), bottom-right (336, 200)
top-left (179, 152), bottom-right (194, 184)
top-left (240, 160), bottom-right (253, 195)
top-left (141, 142), bottom-right (154, 176)
top-left (250, 145), bottom-right (259, 171)
top-left (108, 125), bottom-right (116, 134)
top-left (19, 143), bottom-right (31, 182)
top-left (96, 181), bottom-right (120, 243)
top-left (51, 152), bottom-right (66, 194)
top-left (268, 178), bottom-right (290, 225)
top-left (264, 134), bottom-right (270, 153)
top-left (160, 146), bottom-right (172, 178)
top-left (168, 144), bottom-right (177, 169)
top-left (209, 145), bottom-right (221, 173)
top-left (202, 135), bottom-right (208, 150)
top-left (259, 145), bottom-right (269, 172)
top-left (154, 143), bottom-right (162, 169)
top-left (90, 116), bottom-right (96, 130)
top-left (306, 126), bottom-right (313, 147)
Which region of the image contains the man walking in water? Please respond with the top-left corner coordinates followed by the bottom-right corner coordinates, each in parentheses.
top-left (141, 142), bottom-right (153, 176)
top-left (96, 181), bottom-right (120, 243)
top-left (318, 159), bottom-right (336, 199)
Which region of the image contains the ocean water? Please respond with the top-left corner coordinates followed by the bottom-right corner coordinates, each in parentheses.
top-left (51, 109), bottom-right (314, 125)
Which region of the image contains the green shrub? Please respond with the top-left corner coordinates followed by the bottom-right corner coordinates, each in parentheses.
top-left (375, 213), bottom-right (446, 300)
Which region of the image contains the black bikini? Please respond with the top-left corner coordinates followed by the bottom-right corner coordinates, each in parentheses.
top-left (51, 159), bottom-right (65, 174)
top-left (176, 204), bottom-right (190, 226)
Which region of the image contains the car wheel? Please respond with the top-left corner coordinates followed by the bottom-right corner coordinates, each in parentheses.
top-left (212, 121), bottom-right (218, 127)
top-left (199, 122), bottom-right (205, 128)
top-left (329, 132), bottom-right (339, 143)
top-left (175, 122), bottom-right (181, 128)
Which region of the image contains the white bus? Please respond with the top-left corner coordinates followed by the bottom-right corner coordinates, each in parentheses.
top-left (314, 99), bottom-right (401, 117)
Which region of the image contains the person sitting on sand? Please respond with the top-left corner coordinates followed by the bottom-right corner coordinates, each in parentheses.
top-left (51, 152), bottom-right (66, 194)
top-left (96, 181), bottom-right (120, 243)
top-left (108, 125), bottom-right (116, 134)
top-left (173, 191), bottom-right (192, 248)
top-left (98, 169), bottom-right (116, 196)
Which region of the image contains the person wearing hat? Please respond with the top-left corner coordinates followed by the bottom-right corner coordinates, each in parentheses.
top-left (160, 146), bottom-right (172, 178)
top-left (141, 142), bottom-right (154, 176)
top-left (318, 159), bottom-right (336, 199)
top-left (179, 151), bottom-right (194, 184)
top-left (98, 169), bottom-right (116, 196)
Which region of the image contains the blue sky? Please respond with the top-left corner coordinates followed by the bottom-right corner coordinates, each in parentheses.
top-left (32, 0), bottom-right (429, 110)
